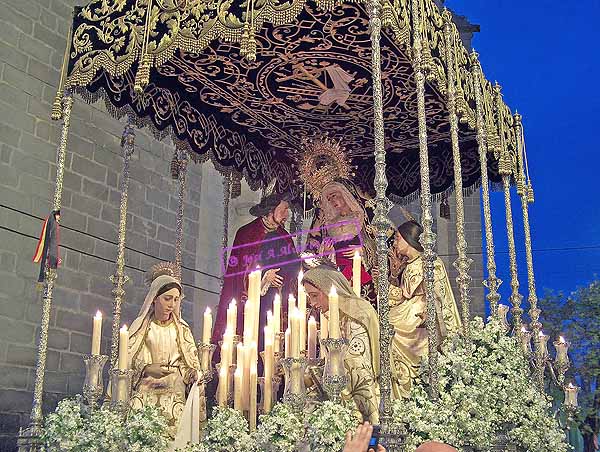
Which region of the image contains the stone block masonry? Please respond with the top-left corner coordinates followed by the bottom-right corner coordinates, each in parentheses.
top-left (0, 1), bottom-right (488, 451)
top-left (0, 1), bottom-right (224, 450)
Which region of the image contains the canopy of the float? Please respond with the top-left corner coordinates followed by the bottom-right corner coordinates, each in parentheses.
top-left (62, 0), bottom-right (517, 202)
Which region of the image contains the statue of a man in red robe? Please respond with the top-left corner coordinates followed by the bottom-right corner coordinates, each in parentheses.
top-left (212, 190), bottom-right (300, 352)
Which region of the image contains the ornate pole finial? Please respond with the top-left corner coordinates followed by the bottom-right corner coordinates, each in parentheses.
top-left (21, 91), bottom-right (74, 447)
top-left (174, 148), bottom-right (190, 278)
top-left (134, 0), bottom-right (153, 93)
top-left (494, 86), bottom-right (523, 333)
top-left (514, 116), bottom-right (544, 389)
top-left (443, 4), bottom-right (472, 334)
top-left (470, 48), bottom-right (502, 318)
top-left (109, 117), bottom-right (135, 370)
top-left (411, 0), bottom-right (439, 400)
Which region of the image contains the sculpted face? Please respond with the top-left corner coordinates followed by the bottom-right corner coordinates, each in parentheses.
top-left (154, 287), bottom-right (180, 321)
top-left (272, 200), bottom-right (289, 226)
top-left (325, 189), bottom-right (350, 216)
top-left (304, 282), bottom-right (330, 313)
top-left (394, 231), bottom-right (411, 256)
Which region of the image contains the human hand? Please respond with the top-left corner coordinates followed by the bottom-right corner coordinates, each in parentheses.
top-left (343, 422), bottom-right (376, 452)
top-left (144, 363), bottom-right (174, 379)
top-left (263, 268), bottom-right (283, 288)
top-left (189, 369), bottom-right (199, 384)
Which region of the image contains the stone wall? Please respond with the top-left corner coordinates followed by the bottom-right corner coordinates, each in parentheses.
top-left (0, 1), bottom-right (223, 450)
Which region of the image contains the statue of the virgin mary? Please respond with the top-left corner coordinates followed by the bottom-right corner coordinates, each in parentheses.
top-left (298, 138), bottom-right (379, 306)
top-left (127, 263), bottom-right (205, 446)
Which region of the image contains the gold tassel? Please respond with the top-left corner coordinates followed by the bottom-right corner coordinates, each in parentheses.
top-left (240, 23), bottom-right (250, 58)
top-left (134, 0), bottom-right (153, 94)
top-left (51, 88), bottom-right (64, 121)
top-left (134, 53), bottom-right (151, 94)
top-left (52, 12), bottom-right (73, 121)
top-left (246, 28), bottom-right (256, 62)
top-left (498, 152), bottom-right (512, 176)
top-left (381, 1), bottom-right (393, 28)
top-left (527, 182), bottom-right (535, 204)
top-left (516, 177), bottom-right (525, 196)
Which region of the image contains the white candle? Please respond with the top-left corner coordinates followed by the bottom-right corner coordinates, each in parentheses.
top-left (287, 294), bottom-right (296, 331)
top-left (520, 326), bottom-right (532, 354)
top-left (497, 304), bottom-right (510, 328)
top-left (328, 286), bottom-right (340, 339)
top-left (290, 308), bottom-right (301, 358)
top-left (249, 361), bottom-right (258, 432)
top-left (236, 342), bottom-right (245, 409)
top-left (308, 316), bottom-right (317, 360)
top-left (538, 331), bottom-right (550, 357)
top-left (263, 327), bottom-right (273, 413)
top-left (217, 365), bottom-right (228, 407)
top-left (250, 268), bottom-right (262, 343)
top-left (227, 299), bottom-right (237, 335)
top-left (352, 250), bottom-right (361, 296)
top-left (320, 312), bottom-right (329, 340)
top-left (234, 366), bottom-right (243, 411)
top-left (91, 311), bottom-right (102, 356)
top-left (284, 328), bottom-right (290, 358)
top-left (243, 300), bottom-right (252, 345)
top-left (564, 383), bottom-right (579, 407)
top-left (118, 325), bottom-right (128, 370)
top-left (202, 307), bottom-right (212, 344)
top-left (273, 294), bottom-right (281, 353)
top-left (223, 328), bottom-right (234, 370)
top-left (554, 336), bottom-right (569, 362)
top-left (298, 271), bottom-right (307, 352)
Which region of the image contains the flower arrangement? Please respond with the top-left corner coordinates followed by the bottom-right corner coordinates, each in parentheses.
top-left (41, 399), bottom-right (169, 452)
top-left (203, 407), bottom-right (255, 452)
top-left (305, 401), bottom-right (357, 452)
top-left (392, 317), bottom-right (569, 452)
top-left (254, 403), bottom-right (305, 452)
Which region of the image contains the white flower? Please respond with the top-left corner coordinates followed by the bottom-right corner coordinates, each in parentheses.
top-left (306, 402), bottom-right (357, 452)
top-left (391, 318), bottom-right (569, 452)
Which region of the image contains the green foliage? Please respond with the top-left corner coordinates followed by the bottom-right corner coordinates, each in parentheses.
top-left (540, 280), bottom-right (600, 441)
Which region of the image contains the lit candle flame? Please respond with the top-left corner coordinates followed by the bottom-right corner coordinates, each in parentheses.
top-left (95, 310), bottom-right (102, 319)
top-left (120, 324), bottom-right (128, 333)
top-left (329, 285), bottom-right (337, 296)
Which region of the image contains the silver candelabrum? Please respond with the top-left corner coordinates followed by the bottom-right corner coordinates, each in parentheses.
top-left (110, 368), bottom-right (135, 414)
top-left (82, 354), bottom-right (108, 408)
top-left (320, 337), bottom-right (349, 404)
top-left (197, 342), bottom-right (217, 383)
top-left (281, 356), bottom-right (308, 411)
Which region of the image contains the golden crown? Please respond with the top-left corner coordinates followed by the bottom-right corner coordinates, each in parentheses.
top-left (145, 261), bottom-right (181, 286)
top-left (297, 137), bottom-right (353, 198)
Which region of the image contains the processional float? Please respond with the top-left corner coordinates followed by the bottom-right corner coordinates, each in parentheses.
top-left (18, 0), bottom-right (572, 449)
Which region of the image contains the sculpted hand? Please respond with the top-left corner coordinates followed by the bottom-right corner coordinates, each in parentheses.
top-left (319, 238), bottom-right (335, 254)
top-left (342, 247), bottom-right (362, 259)
top-left (144, 363), bottom-right (174, 379)
top-left (263, 268), bottom-right (283, 288)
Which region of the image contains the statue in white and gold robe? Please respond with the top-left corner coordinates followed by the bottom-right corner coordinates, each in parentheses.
top-left (302, 264), bottom-right (380, 423)
top-left (127, 272), bottom-right (206, 443)
top-left (387, 221), bottom-right (462, 399)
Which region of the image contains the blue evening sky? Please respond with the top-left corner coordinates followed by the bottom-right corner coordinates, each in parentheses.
top-left (446, 0), bottom-right (600, 300)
